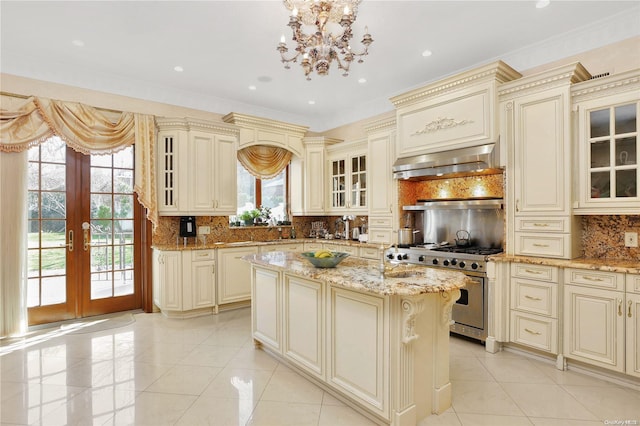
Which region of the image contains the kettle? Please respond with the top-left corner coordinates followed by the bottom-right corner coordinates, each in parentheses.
top-left (352, 227), bottom-right (360, 240)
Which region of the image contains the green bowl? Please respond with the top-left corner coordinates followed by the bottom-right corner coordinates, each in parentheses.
top-left (300, 251), bottom-right (350, 268)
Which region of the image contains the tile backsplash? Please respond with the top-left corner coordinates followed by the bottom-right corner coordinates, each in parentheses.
top-left (581, 215), bottom-right (640, 260)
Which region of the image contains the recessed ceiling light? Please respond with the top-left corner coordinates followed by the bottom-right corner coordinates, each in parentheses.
top-left (536, 0), bottom-right (550, 8)
top-left (422, 49), bottom-right (433, 57)
top-left (174, 66), bottom-right (184, 72)
top-left (358, 78), bottom-right (367, 84)
top-left (71, 39), bottom-right (85, 47)
top-left (308, 100), bottom-right (316, 105)
top-left (248, 85), bottom-right (257, 91)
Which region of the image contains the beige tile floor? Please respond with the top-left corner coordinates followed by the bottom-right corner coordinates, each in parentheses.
top-left (1, 308), bottom-right (639, 425)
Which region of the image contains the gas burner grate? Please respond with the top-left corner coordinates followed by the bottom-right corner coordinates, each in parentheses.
top-left (432, 246), bottom-right (503, 256)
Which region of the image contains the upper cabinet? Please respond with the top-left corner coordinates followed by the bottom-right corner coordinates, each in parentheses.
top-left (390, 61), bottom-right (521, 161)
top-left (326, 139), bottom-right (367, 214)
top-left (572, 69), bottom-right (640, 214)
top-left (290, 137), bottom-right (341, 216)
top-left (156, 117), bottom-right (239, 216)
top-left (499, 63), bottom-right (591, 259)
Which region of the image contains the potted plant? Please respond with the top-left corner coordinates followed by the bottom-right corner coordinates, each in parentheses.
top-left (257, 205), bottom-right (272, 226)
top-left (239, 209), bottom-right (260, 226)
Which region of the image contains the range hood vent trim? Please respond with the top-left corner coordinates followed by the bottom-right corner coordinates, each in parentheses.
top-left (392, 142), bottom-right (500, 180)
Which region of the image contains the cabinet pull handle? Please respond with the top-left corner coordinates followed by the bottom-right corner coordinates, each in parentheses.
top-left (629, 300), bottom-right (633, 318)
top-left (533, 223), bottom-right (549, 227)
top-left (583, 275), bottom-right (603, 282)
top-left (390, 204), bottom-right (393, 213)
top-left (618, 299), bottom-right (623, 316)
top-left (524, 328), bottom-right (541, 335)
top-left (524, 269), bottom-right (543, 274)
top-left (525, 295), bottom-right (542, 301)
top-left (516, 199), bottom-right (520, 212)
top-left (532, 243), bottom-right (549, 247)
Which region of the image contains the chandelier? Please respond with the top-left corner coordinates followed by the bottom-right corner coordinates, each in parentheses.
top-left (276, 0), bottom-right (373, 80)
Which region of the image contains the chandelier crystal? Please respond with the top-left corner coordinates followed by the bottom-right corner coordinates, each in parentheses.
top-left (277, 0), bottom-right (373, 80)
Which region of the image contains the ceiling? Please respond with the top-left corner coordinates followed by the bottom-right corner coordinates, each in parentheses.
top-left (1, 1), bottom-right (639, 132)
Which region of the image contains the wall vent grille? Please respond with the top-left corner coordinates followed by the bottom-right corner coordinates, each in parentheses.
top-left (589, 72), bottom-right (610, 80)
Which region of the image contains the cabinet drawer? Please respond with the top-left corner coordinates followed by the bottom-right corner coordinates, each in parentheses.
top-left (564, 268), bottom-right (624, 291)
top-left (277, 243), bottom-right (304, 252)
top-left (368, 217), bottom-right (392, 228)
top-left (510, 278), bottom-right (557, 317)
top-left (627, 274), bottom-right (640, 294)
top-left (359, 247), bottom-right (380, 260)
top-left (510, 311), bottom-right (558, 354)
top-left (511, 263), bottom-right (558, 282)
top-left (191, 250), bottom-right (215, 261)
top-left (368, 228), bottom-right (393, 244)
top-left (514, 233), bottom-right (569, 258)
top-left (304, 242), bottom-right (324, 252)
top-left (336, 245), bottom-right (359, 256)
top-left (516, 217), bottom-right (568, 233)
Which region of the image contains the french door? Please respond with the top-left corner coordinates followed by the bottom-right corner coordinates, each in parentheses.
top-left (27, 137), bottom-right (142, 325)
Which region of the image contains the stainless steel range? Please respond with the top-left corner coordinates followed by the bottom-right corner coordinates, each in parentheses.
top-left (386, 198), bottom-right (505, 342)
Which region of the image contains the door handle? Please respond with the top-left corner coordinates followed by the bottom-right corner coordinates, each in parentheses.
top-left (82, 222), bottom-right (91, 251)
top-left (64, 230), bottom-right (74, 252)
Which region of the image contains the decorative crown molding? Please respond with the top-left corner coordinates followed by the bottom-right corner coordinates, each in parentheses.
top-left (363, 116), bottom-right (397, 133)
top-left (571, 69), bottom-right (640, 104)
top-left (498, 62), bottom-right (591, 100)
top-left (155, 117), bottom-right (239, 136)
top-left (222, 112), bottom-right (309, 137)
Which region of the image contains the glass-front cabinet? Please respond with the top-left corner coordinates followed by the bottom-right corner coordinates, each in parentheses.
top-left (574, 74), bottom-right (640, 214)
top-left (327, 140), bottom-right (367, 213)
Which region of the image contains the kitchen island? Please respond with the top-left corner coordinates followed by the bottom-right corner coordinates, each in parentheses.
top-left (243, 251), bottom-right (470, 425)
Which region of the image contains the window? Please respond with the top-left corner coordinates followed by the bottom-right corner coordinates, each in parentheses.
top-left (236, 161), bottom-right (289, 222)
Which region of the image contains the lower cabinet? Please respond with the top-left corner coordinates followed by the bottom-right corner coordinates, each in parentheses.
top-left (625, 276), bottom-right (640, 378)
top-left (252, 266), bottom-right (281, 351)
top-left (283, 274), bottom-right (325, 378)
top-left (153, 249), bottom-right (216, 317)
top-left (563, 269), bottom-right (626, 373)
top-left (217, 246), bottom-right (259, 306)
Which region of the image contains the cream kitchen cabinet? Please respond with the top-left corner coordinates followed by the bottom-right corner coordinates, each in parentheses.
top-left (153, 249), bottom-right (182, 311)
top-left (326, 140), bottom-right (367, 214)
top-left (290, 137), bottom-right (340, 215)
top-left (626, 274), bottom-right (640, 378)
top-left (216, 246), bottom-right (259, 306)
top-left (261, 242), bottom-right (304, 253)
top-left (252, 266), bottom-right (281, 351)
top-left (572, 69), bottom-right (640, 214)
top-left (156, 118), bottom-right (239, 216)
top-left (152, 248), bottom-right (216, 318)
top-left (563, 268), bottom-right (626, 373)
top-left (509, 263), bottom-right (560, 356)
top-left (499, 64), bottom-right (589, 259)
top-left (365, 118), bottom-right (397, 245)
top-left (283, 274), bottom-right (325, 379)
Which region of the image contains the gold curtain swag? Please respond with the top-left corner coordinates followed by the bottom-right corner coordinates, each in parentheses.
top-left (0, 96), bottom-right (158, 229)
top-left (237, 145), bottom-right (293, 179)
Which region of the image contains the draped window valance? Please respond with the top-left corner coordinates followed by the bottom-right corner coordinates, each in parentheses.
top-left (0, 96), bottom-right (157, 229)
top-left (237, 145), bottom-right (293, 179)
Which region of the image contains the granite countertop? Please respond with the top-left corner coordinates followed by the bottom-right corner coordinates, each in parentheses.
top-left (242, 251), bottom-right (471, 297)
top-left (489, 253), bottom-right (640, 274)
top-left (152, 238), bottom-right (384, 251)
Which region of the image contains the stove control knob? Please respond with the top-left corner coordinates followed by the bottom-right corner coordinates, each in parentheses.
top-left (402, 253), bottom-right (409, 260)
top-left (418, 255), bottom-right (425, 262)
top-left (396, 254), bottom-right (403, 261)
top-left (443, 259), bottom-right (450, 266)
top-left (471, 262), bottom-right (479, 270)
top-left (459, 261), bottom-right (466, 268)
top-left (387, 253), bottom-right (394, 260)
top-left (432, 259), bottom-right (439, 265)
top-left (450, 259), bottom-right (457, 266)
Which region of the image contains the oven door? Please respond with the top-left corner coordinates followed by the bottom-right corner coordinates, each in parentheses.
top-left (451, 275), bottom-right (484, 330)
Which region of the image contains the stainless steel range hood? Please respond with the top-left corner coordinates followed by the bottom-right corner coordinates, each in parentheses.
top-left (392, 142), bottom-right (500, 180)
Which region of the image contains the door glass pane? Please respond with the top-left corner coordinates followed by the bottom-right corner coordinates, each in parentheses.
top-left (590, 140), bottom-right (610, 168)
top-left (616, 170), bottom-right (637, 197)
top-left (590, 171), bottom-right (611, 198)
top-left (616, 137), bottom-right (636, 166)
top-left (615, 103), bottom-right (636, 134)
top-left (114, 169), bottom-right (134, 193)
top-left (91, 167), bottom-right (113, 192)
top-left (27, 137), bottom-right (67, 308)
top-left (590, 109), bottom-right (610, 138)
top-left (113, 147), bottom-right (134, 168)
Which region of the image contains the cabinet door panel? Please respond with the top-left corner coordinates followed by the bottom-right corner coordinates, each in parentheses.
top-left (563, 285), bottom-right (624, 372)
top-left (626, 293), bottom-right (640, 378)
top-left (284, 275), bottom-right (324, 377)
top-left (190, 131), bottom-right (215, 211)
top-left (218, 247), bottom-right (258, 304)
top-left (161, 252), bottom-right (182, 311)
top-left (190, 260), bottom-right (215, 309)
top-left (252, 267), bottom-right (281, 351)
top-left (329, 287), bottom-right (386, 411)
top-left (214, 135), bottom-right (238, 214)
